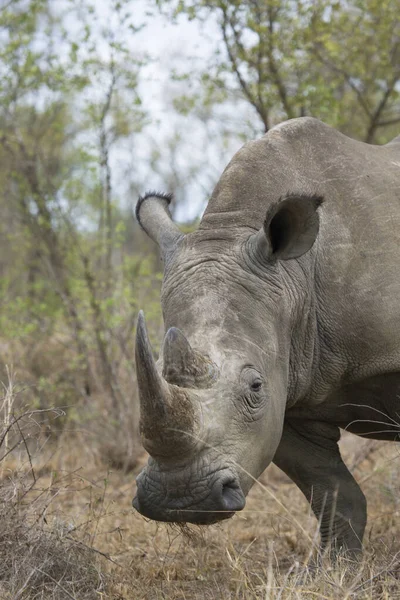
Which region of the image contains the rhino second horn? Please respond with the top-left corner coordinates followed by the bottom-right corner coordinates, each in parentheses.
top-left (163, 327), bottom-right (217, 388)
top-left (135, 311), bottom-right (171, 430)
top-left (163, 327), bottom-right (196, 385)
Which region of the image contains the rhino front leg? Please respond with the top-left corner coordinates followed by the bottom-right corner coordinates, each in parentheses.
top-left (273, 420), bottom-right (366, 557)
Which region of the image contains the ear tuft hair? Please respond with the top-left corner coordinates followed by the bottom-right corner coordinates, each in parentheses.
top-left (136, 191), bottom-right (173, 229)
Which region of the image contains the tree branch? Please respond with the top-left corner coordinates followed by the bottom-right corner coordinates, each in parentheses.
top-left (312, 43), bottom-right (373, 120)
top-left (99, 63), bottom-right (117, 292)
top-left (219, 6), bottom-right (270, 131)
top-left (376, 116), bottom-right (400, 128)
top-left (365, 76), bottom-right (400, 143)
top-left (266, 4), bottom-right (294, 120)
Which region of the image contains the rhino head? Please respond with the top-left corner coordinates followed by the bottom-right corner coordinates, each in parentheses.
top-left (133, 165), bottom-right (322, 524)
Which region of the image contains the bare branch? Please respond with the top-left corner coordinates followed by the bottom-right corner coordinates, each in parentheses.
top-left (99, 63), bottom-right (117, 292)
top-left (312, 43), bottom-right (373, 119)
top-left (365, 76), bottom-right (400, 143)
top-left (376, 116), bottom-right (400, 127)
top-left (15, 418), bottom-right (36, 483)
top-left (266, 3), bottom-right (294, 120)
top-left (219, 6), bottom-right (270, 131)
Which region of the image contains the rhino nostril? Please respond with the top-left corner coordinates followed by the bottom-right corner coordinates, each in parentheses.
top-left (221, 478), bottom-right (246, 512)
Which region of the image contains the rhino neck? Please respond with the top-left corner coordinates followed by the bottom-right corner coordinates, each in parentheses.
top-left (280, 251), bottom-right (320, 409)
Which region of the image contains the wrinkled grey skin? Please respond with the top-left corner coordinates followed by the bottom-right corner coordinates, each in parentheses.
top-left (133, 117), bottom-right (400, 556)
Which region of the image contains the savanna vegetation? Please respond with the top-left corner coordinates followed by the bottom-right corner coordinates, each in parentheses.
top-left (0, 0), bottom-right (400, 597)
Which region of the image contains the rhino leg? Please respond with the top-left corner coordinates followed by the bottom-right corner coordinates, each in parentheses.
top-left (273, 420), bottom-right (366, 558)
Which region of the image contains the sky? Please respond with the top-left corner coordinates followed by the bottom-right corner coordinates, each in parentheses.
top-left (83, 0), bottom-right (256, 221)
top-left (16, 0), bottom-right (259, 224)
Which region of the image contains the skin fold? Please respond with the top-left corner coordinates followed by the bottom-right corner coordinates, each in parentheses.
top-left (133, 117), bottom-right (400, 557)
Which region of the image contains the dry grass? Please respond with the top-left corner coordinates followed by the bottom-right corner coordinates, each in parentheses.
top-left (0, 371), bottom-right (107, 599)
top-left (2, 371), bottom-right (400, 599)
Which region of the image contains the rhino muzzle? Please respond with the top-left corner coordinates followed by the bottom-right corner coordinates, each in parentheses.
top-left (133, 465), bottom-right (245, 524)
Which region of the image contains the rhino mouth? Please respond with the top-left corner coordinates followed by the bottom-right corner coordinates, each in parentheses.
top-left (132, 496), bottom-right (235, 524)
top-left (133, 468), bottom-right (246, 525)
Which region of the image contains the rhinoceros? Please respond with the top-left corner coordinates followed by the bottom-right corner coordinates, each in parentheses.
top-left (132, 117), bottom-right (400, 556)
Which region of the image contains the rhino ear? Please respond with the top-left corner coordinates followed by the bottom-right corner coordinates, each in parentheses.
top-left (260, 194), bottom-right (323, 261)
top-left (136, 191), bottom-right (184, 258)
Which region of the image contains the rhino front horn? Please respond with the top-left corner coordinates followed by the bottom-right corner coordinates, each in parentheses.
top-left (135, 311), bottom-right (171, 430)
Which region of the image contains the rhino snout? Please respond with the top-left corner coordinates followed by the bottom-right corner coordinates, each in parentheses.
top-left (133, 468), bottom-right (245, 524)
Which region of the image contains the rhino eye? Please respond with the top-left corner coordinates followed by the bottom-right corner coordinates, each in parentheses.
top-left (241, 367), bottom-right (263, 392)
top-left (240, 368), bottom-right (265, 420)
top-left (250, 379), bottom-right (263, 392)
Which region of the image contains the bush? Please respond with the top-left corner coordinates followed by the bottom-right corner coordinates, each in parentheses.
top-left (0, 380), bottom-right (109, 599)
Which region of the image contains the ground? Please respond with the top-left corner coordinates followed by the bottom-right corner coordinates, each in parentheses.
top-left (3, 428), bottom-right (400, 599)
